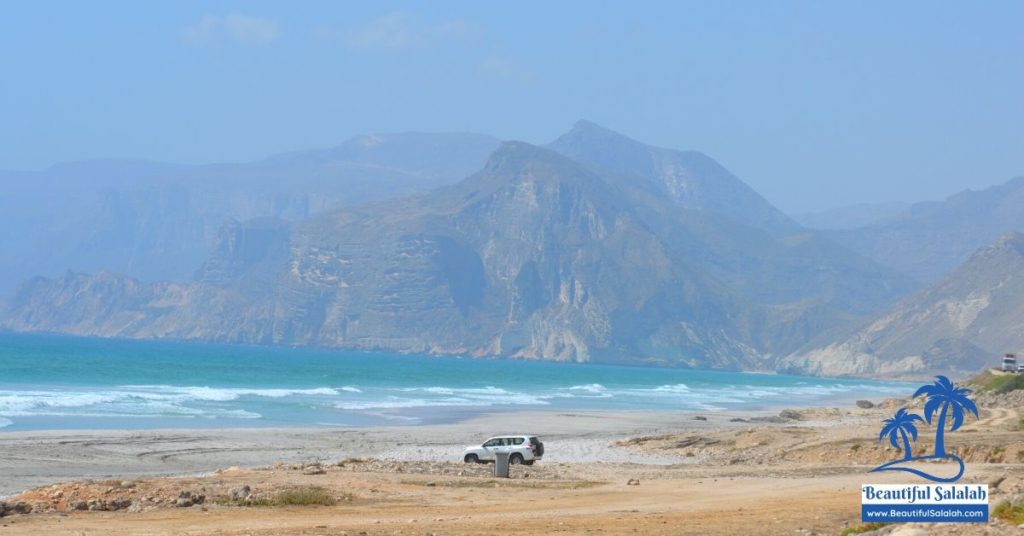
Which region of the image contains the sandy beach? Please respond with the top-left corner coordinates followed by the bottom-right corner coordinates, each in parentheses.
top-left (2, 391), bottom-right (1022, 535)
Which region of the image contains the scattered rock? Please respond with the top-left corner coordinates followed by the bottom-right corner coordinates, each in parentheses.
top-left (627, 478), bottom-right (640, 486)
top-left (989, 475), bottom-right (1006, 489)
top-left (0, 501), bottom-right (6, 517)
top-left (230, 486), bottom-right (251, 501)
top-left (779, 409), bottom-right (803, 421)
top-left (729, 418), bottom-right (749, 423)
top-left (303, 465), bottom-right (326, 475)
top-left (424, 482), bottom-right (436, 487)
top-left (9, 502), bottom-right (32, 515)
top-left (887, 527), bottom-right (929, 536)
top-left (174, 491), bottom-right (205, 508)
top-left (693, 416), bottom-right (708, 421)
top-left (856, 400), bottom-right (875, 409)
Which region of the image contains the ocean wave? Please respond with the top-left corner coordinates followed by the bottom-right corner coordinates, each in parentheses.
top-left (335, 391), bottom-right (550, 411)
top-left (652, 383), bottom-right (690, 393)
top-left (0, 387), bottom-right (283, 419)
top-left (568, 383), bottom-right (607, 393)
top-left (0, 417), bottom-right (11, 428)
top-left (121, 385), bottom-right (341, 401)
top-left (340, 386), bottom-right (362, 393)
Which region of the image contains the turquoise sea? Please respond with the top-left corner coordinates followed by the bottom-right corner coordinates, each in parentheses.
top-left (0, 333), bottom-right (912, 431)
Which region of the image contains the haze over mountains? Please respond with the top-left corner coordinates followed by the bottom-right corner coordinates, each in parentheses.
top-left (2, 122), bottom-right (1022, 379)
top-left (819, 177), bottom-right (1024, 283)
top-left (0, 132), bottom-right (499, 293)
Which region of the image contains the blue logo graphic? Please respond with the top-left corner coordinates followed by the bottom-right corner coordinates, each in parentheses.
top-left (869, 375), bottom-right (979, 483)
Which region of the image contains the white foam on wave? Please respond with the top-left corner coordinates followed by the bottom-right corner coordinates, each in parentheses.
top-left (335, 386), bottom-right (550, 410)
top-left (123, 385), bottom-right (341, 401)
top-left (0, 385), bottom-right (324, 420)
top-left (0, 417), bottom-right (12, 428)
top-left (652, 383), bottom-right (690, 393)
top-left (568, 383), bottom-right (607, 393)
top-left (340, 386), bottom-right (362, 393)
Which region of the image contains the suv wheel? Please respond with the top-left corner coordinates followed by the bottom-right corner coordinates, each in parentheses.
top-left (464, 454), bottom-right (479, 464)
top-left (509, 453), bottom-right (524, 465)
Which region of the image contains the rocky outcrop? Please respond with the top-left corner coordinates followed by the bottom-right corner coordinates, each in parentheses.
top-left (781, 233), bottom-right (1024, 378)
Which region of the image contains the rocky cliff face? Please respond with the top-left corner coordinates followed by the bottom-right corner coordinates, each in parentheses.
top-left (780, 233), bottom-right (1024, 379)
top-left (547, 120), bottom-right (801, 237)
top-left (1, 129), bottom-right (917, 371)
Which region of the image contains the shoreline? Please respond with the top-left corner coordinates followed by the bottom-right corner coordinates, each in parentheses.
top-left (0, 407), bottom-right (784, 497)
top-left (1, 394), bottom-right (1021, 535)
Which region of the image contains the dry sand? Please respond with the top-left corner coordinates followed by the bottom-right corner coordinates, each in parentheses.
top-left (1, 398), bottom-right (1022, 535)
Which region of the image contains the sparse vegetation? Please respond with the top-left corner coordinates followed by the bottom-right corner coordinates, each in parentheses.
top-left (336, 457), bottom-right (370, 467)
top-left (272, 487), bottom-right (337, 506)
top-left (978, 373), bottom-right (1024, 393)
top-left (839, 522), bottom-right (887, 536)
top-left (993, 501), bottom-right (1024, 525)
top-left (217, 487), bottom-right (338, 507)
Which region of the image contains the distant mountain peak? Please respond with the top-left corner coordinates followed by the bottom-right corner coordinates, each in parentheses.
top-left (568, 119), bottom-right (626, 136)
top-left (554, 120), bottom-right (645, 150)
top-left (548, 121), bottom-right (802, 236)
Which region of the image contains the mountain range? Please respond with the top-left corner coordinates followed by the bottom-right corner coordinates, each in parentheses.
top-left (0, 122), bottom-right (916, 371)
top-left (2, 122), bottom-right (1021, 379)
top-left (820, 177), bottom-right (1024, 283)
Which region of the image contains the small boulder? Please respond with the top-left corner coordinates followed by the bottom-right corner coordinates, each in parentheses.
top-left (856, 400), bottom-right (875, 409)
top-left (70, 501), bottom-right (89, 511)
top-left (303, 465), bottom-right (326, 475)
top-left (424, 482), bottom-right (436, 487)
top-left (174, 491), bottom-right (204, 507)
top-left (779, 409), bottom-right (802, 421)
top-left (10, 502), bottom-right (32, 515)
top-left (109, 498), bottom-right (132, 511)
top-left (627, 478), bottom-right (640, 486)
top-left (693, 416), bottom-right (708, 421)
top-left (230, 485), bottom-right (251, 501)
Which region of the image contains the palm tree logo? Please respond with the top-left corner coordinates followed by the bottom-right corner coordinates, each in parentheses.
top-left (914, 375), bottom-right (979, 457)
top-left (869, 375), bottom-right (979, 483)
top-left (879, 408), bottom-right (923, 460)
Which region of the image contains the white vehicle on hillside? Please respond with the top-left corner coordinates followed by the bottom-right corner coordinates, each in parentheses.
top-left (462, 435), bottom-right (544, 465)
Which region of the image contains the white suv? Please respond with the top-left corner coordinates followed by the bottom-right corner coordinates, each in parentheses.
top-left (462, 435), bottom-right (544, 465)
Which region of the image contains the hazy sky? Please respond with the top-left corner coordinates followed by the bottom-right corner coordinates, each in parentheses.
top-left (2, 1), bottom-right (1022, 212)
